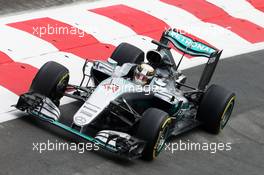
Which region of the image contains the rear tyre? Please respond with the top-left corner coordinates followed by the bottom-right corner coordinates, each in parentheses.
top-left (197, 84), bottom-right (235, 134)
top-left (110, 42), bottom-right (144, 65)
top-left (136, 108), bottom-right (172, 161)
top-left (29, 61), bottom-right (69, 106)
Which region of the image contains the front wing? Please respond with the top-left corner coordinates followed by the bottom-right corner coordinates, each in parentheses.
top-left (15, 92), bottom-right (145, 159)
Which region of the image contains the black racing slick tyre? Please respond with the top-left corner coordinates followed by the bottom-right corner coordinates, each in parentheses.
top-left (29, 61), bottom-right (69, 106)
top-left (136, 108), bottom-right (172, 161)
top-left (197, 84), bottom-right (235, 134)
top-left (110, 42), bottom-right (144, 66)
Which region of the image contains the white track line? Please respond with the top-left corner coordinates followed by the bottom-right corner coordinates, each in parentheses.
top-left (0, 111), bottom-right (25, 123)
top-left (0, 1), bottom-right (165, 61)
top-left (0, 25), bottom-right (57, 61)
top-left (124, 0), bottom-right (254, 57)
top-left (0, 87), bottom-right (24, 123)
top-left (51, 10), bottom-right (162, 54)
top-left (207, 0), bottom-right (264, 28)
top-left (51, 7), bottom-right (192, 67)
top-left (0, 86), bottom-right (18, 114)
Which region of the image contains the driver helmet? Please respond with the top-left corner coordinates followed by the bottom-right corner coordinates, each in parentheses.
top-left (134, 63), bottom-right (155, 85)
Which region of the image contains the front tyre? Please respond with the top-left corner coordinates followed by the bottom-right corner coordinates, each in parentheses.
top-left (136, 108), bottom-right (172, 161)
top-left (197, 84), bottom-right (235, 134)
top-left (29, 61), bottom-right (69, 106)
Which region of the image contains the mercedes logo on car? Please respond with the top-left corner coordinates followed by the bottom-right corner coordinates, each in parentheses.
top-left (74, 115), bottom-right (87, 126)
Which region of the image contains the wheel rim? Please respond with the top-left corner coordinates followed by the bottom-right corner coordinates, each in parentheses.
top-left (220, 97), bottom-right (235, 129)
top-left (51, 74), bottom-right (69, 105)
top-left (156, 127), bottom-right (169, 153)
top-left (153, 118), bottom-right (171, 158)
top-left (58, 77), bottom-right (69, 92)
top-left (56, 74), bottom-right (69, 95)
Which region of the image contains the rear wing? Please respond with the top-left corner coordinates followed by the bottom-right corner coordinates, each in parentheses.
top-left (160, 29), bottom-right (222, 90)
top-left (163, 29), bottom-right (218, 58)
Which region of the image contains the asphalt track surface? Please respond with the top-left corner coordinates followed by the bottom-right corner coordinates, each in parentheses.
top-left (0, 1), bottom-right (263, 175)
top-left (0, 0), bottom-right (93, 16)
top-left (0, 50), bottom-right (263, 175)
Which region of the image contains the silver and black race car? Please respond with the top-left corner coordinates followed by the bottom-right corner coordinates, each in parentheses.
top-left (15, 29), bottom-right (235, 161)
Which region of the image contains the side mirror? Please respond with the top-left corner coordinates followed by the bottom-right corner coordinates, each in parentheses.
top-left (82, 60), bottom-right (93, 76)
top-left (107, 58), bottom-right (118, 67)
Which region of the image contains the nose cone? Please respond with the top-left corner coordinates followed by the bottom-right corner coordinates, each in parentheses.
top-left (73, 78), bottom-right (137, 126)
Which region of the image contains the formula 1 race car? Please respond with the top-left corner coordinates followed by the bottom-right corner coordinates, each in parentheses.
top-left (15, 29), bottom-right (235, 161)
